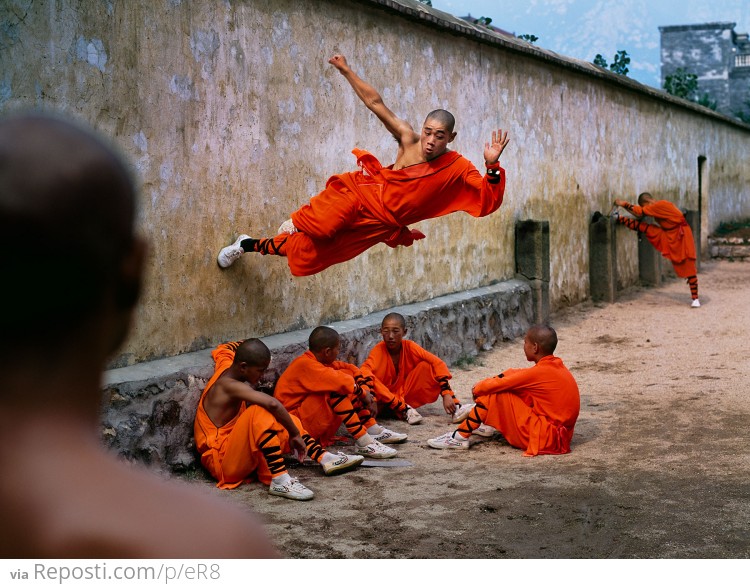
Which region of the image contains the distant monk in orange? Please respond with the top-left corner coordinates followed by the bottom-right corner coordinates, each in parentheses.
top-left (360, 312), bottom-right (475, 425)
top-left (195, 339), bottom-right (363, 501)
top-left (427, 325), bottom-right (580, 456)
top-left (613, 193), bottom-right (700, 307)
top-left (217, 53), bottom-right (510, 276)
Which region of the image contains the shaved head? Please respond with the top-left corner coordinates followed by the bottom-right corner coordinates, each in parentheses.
top-left (638, 192), bottom-right (654, 206)
top-left (234, 339), bottom-right (271, 366)
top-left (309, 326), bottom-right (340, 352)
top-left (527, 325), bottom-right (558, 356)
top-left (424, 109), bottom-right (455, 133)
top-left (381, 312), bottom-right (406, 329)
top-left (0, 114), bottom-right (138, 345)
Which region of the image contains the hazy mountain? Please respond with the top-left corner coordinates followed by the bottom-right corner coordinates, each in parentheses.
top-left (430, 0), bottom-right (750, 88)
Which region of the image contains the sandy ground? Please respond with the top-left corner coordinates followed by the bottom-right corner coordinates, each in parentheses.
top-left (203, 259), bottom-right (750, 559)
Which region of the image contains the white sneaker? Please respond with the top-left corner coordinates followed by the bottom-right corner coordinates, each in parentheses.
top-left (472, 424), bottom-right (497, 438)
top-left (356, 439), bottom-right (397, 459)
top-left (217, 234), bottom-right (249, 268)
top-left (321, 452), bottom-right (364, 476)
top-left (277, 218), bottom-right (298, 234)
top-left (691, 298), bottom-right (701, 308)
top-left (268, 476), bottom-right (314, 501)
top-left (427, 431), bottom-right (470, 450)
top-left (405, 407), bottom-right (423, 425)
top-left (452, 402), bottom-right (475, 423)
top-left (370, 427), bottom-right (407, 444)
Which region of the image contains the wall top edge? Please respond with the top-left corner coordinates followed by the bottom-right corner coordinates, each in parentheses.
top-left (357, 0), bottom-right (750, 131)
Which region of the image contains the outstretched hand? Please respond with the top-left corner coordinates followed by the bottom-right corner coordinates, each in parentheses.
top-left (328, 54), bottom-right (349, 73)
top-left (484, 129), bottom-right (510, 165)
top-left (613, 199), bottom-right (627, 208)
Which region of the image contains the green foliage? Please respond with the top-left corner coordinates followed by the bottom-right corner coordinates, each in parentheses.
top-left (610, 50), bottom-right (630, 76)
top-left (476, 16), bottom-right (493, 27)
top-left (714, 218), bottom-right (750, 236)
top-left (593, 50), bottom-right (630, 76)
top-left (518, 34), bottom-right (538, 44)
top-left (696, 93), bottom-right (717, 111)
top-left (735, 98), bottom-right (750, 123)
top-left (454, 354), bottom-right (485, 370)
top-left (593, 54), bottom-right (609, 68)
top-left (416, 0), bottom-right (432, 5)
top-left (664, 67), bottom-right (698, 100)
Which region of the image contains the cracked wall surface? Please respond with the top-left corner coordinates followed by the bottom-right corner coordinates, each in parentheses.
top-left (1, 0), bottom-right (749, 366)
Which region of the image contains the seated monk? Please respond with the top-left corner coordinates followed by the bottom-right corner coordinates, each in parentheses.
top-left (427, 325), bottom-right (580, 456)
top-left (216, 54), bottom-right (509, 276)
top-left (195, 339), bottom-right (364, 501)
top-left (274, 326), bottom-right (407, 458)
top-left (360, 312), bottom-right (476, 425)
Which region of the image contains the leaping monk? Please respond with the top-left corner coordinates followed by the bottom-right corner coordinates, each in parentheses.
top-left (217, 54), bottom-right (510, 276)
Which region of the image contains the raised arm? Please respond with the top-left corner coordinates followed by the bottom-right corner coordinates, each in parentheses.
top-left (329, 54), bottom-right (417, 145)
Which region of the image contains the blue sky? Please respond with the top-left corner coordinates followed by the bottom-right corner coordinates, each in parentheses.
top-left (428, 0), bottom-right (750, 88)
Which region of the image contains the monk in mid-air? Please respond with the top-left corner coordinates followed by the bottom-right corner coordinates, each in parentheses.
top-left (360, 312), bottom-right (476, 425)
top-left (427, 325), bottom-right (580, 456)
top-left (217, 54), bottom-right (510, 276)
top-left (611, 193), bottom-right (700, 307)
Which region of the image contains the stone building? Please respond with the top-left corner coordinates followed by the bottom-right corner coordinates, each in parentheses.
top-left (660, 22), bottom-right (750, 118)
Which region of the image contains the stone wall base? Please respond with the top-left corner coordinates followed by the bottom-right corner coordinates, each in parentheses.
top-left (102, 279), bottom-right (533, 472)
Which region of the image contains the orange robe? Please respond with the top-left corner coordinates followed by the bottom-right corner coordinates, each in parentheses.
top-left (629, 199), bottom-right (697, 277)
top-left (274, 351), bottom-right (367, 446)
top-left (193, 342), bottom-right (299, 489)
top-left (281, 149), bottom-right (506, 276)
top-left (360, 339), bottom-right (452, 409)
top-left (472, 355), bottom-right (580, 456)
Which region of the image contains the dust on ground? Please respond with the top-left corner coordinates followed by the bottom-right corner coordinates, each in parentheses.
top-left (201, 259), bottom-right (750, 559)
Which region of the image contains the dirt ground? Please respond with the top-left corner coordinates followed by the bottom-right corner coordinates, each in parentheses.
top-left (206, 259), bottom-right (750, 560)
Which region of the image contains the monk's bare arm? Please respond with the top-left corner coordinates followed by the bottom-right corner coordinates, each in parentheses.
top-left (221, 380), bottom-right (304, 456)
top-left (329, 54), bottom-right (417, 145)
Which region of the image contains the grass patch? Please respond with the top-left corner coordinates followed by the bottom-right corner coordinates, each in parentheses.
top-left (454, 354), bottom-right (484, 370)
top-left (714, 218), bottom-right (750, 236)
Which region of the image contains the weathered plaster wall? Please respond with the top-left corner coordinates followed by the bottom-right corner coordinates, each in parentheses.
top-left (2, 0), bottom-right (749, 365)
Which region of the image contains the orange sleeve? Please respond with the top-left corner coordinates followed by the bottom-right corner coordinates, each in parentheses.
top-left (405, 341), bottom-right (452, 380)
top-left (472, 368), bottom-right (532, 397)
top-left (359, 344), bottom-right (400, 402)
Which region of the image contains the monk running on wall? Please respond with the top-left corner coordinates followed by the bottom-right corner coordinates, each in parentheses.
top-left (217, 54), bottom-right (510, 276)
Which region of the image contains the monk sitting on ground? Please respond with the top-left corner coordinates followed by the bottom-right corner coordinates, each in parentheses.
top-left (195, 339), bottom-right (363, 501)
top-left (428, 325), bottom-right (580, 456)
top-left (612, 193), bottom-right (700, 307)
top-left (274, 326), bottom-right (406, 459)
top-left (360, 312), bottom-right (475, 425)
top-left (217, 53), bottom-right (510, 276)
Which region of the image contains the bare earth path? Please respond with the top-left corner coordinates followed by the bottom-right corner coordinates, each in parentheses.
top-left (211, 259), bottom-right (750, 559)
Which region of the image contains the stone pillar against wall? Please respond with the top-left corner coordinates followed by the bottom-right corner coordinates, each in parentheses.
top-left (638, 224), bottom-right (663, 286)
top-left (515, 220), bottom-right (550, 324)
top-left (590, 214), bottom-right (617, 302)
top-left (684, 209), bottom-right (701, 271)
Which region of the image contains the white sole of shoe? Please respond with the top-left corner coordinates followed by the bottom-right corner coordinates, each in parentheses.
top-left (268, 488), bottom-right (314, 501)
top-left (357, 448), bottom-right (397, 460)
top-left (322, 456), bottom-right (364, 476)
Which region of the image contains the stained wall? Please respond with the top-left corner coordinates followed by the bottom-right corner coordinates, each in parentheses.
top-left (2, 0), bottom-right (748, 365)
